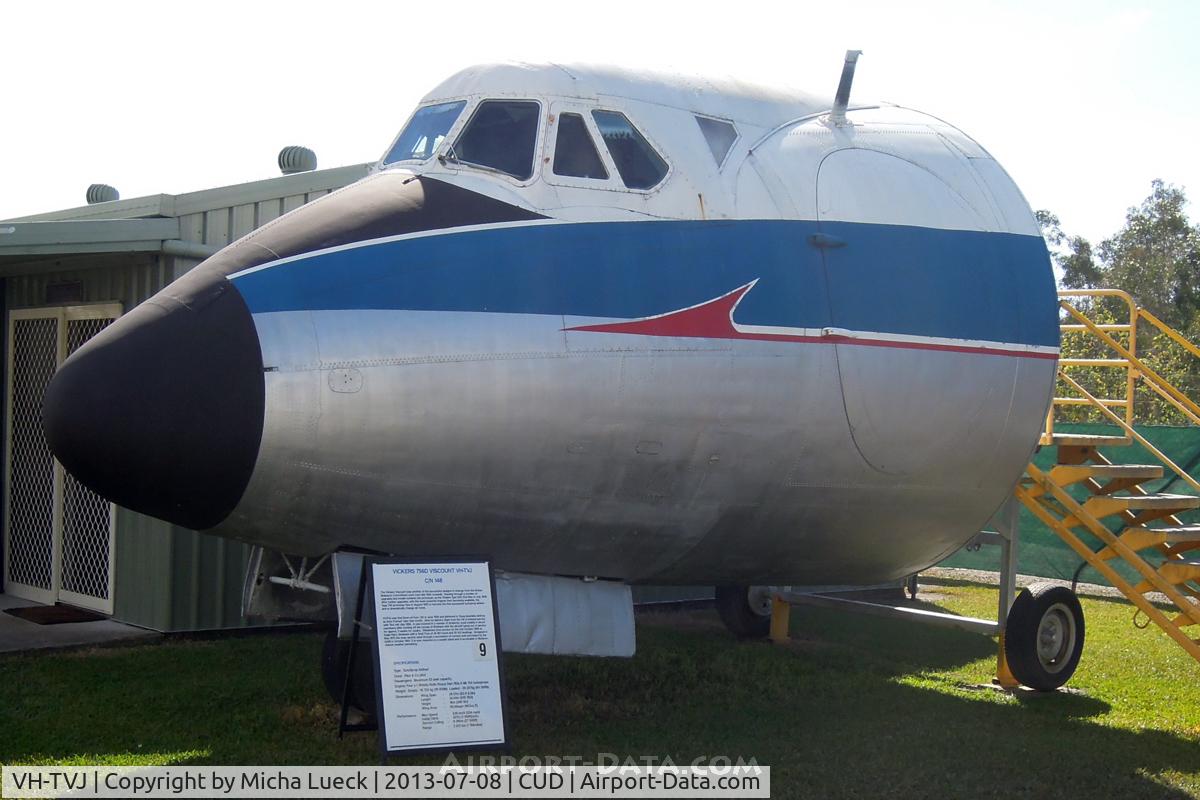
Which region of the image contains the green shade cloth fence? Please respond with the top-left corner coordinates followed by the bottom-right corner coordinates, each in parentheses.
top-left (942, 423), bottom-right (1200, 583)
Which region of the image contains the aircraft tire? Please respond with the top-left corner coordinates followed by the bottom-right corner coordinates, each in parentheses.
top-left (715, 585), bottom-right (772, 639)
top-left (1003, 583), bottom-right (1085, 691)
top-left (321, 630), bottom-right (377, 713)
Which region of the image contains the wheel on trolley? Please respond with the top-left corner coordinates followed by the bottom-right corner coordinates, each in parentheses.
top-left (1003, 582), bottom-right (1085, 691)
top-left (715, 585), bottom-right (773, 639)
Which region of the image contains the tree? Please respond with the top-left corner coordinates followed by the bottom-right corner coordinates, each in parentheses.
top-left (1037, 182), bottom-right (1200, 323)
top-left (1038, 182), bottom-right (1200, 425)
top-left (1035, 209), bottom-right (1101, 290)
top-left (1097, 180), bottom-right (1200, 331)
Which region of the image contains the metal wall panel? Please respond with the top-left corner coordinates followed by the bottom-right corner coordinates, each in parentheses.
top-left (231, 204), bottom-right (256, 240)
top-left (168, 527), bottom-right (253, 632)
top-left (111, 508), bottom-right (174, 630)
top-left (5, 254), bottom-right (170, 311)
top-left (108, 510), bottom-right (251, 631)
top-left (175, 190), bottom-right (336, 252)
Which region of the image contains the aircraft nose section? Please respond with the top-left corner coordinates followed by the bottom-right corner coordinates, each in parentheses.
top-left (42, 277), bottom-right (264, 530)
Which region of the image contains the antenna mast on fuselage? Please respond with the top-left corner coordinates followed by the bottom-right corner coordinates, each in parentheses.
top-left (829, 49), bottom-right (863, 125)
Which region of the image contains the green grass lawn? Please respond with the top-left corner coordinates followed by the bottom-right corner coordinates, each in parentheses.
top-left (2, 579), bottom-right (1199, 799)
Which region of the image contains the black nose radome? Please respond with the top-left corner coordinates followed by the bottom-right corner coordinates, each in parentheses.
top-left (42, 275), bottom-right (264, 530)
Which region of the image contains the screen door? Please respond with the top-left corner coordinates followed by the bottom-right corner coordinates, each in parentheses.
top-left (3, 304), bottom-right (121, 613)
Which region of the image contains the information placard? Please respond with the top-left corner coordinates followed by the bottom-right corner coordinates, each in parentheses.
top-left (367, 557), bottom-right (508, 756)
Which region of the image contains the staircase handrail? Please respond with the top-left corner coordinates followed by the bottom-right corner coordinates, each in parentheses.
top-left (1055, 369), bottom-right (1200, 494)
top-left (1137, 306), bottom-right (1200, 361)
top-left (1056, 292), bottom-right (1200, 428)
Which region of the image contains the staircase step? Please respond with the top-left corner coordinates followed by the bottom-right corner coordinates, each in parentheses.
top-left (1172, 608), bottom-right (1200, 628)
top-left (1104, 493), bottom-right (1200, 510)
top-left (1049, 464), bottom-right (1163, 482)
top-left (1032, 463), bottom-right (1165, 498)
top-left (1096, 525), bottom-right (1200, 560)
top-left (1133, 525), bottom-right (1200, 541)
top-left (1081, 493), bottom-right (1200, 523)
top-left (1134, 560), bottom-right (1200, 593)
top-left (1051, 433), bottom-right (1134, 448)
top-left (1083, 464), bottom-right (1165, 479)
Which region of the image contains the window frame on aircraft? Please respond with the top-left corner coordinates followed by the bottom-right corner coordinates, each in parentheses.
top-left (693, 114), bottom-right (739, 170)
top-left (590, 109), bottom-right (671, 192)
top-left (379, 99), bottom-right (469, 167)
top-left (449, 99), bottom-right (544, 183)
top-left (551, 112), bottom-right (609, 181)
top-left (543, 103), bottom-right (625, 192)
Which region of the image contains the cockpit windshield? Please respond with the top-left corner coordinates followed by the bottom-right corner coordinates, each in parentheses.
top-left (382, 100), bottom-right (466, 165)
top-left (453, 100), bottom-right (540, 181)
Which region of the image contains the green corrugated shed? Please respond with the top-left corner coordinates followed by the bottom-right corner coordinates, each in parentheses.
top-left (0, 165), bottom-right (370, 632)
top-left (111, 509), bottom-right (254, 631)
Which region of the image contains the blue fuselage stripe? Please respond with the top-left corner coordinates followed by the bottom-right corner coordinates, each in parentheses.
top-left (230, 219), bottom-right (1059, 348)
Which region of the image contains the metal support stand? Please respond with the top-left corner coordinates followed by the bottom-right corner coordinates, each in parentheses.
top-left (768, 495), bottom-right (1023, 673)
top-left (769, 595), bottom-right (791, 644)
top-left (992, 497), bottom-right (1021, 688)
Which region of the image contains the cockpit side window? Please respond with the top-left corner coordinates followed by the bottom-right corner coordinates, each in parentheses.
top-left (552, 113), bottom-right (608, 180)
top-left (695, 116), bottom-right (738, 168)
top-left (454, 100), bottom-right (540, 181)
top-left (591, 110), bottom-right (668, 190)
top-left (383, 100), bottom-right (466, 165)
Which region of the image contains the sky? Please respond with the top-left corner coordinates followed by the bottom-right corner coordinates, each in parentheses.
top-left (1, 0), bottom-right (1196, 245)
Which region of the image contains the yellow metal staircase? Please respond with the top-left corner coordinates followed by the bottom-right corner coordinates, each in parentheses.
top-left (1015, 289), bottom-right (1200, 666)
top-left (766, 286), bottom-right (1200, 691)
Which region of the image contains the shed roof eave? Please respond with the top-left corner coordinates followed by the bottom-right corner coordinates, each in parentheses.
top-left (0, 218), bottom-right (180, 247)
top-left (5, 163), bottom-right (374, 223)
top-left (3, 195), bottom-right (174, 223)
top-left (0, 218), bottom-right (182, 265)
top-left (0, 240), bottom-right (168, 260)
